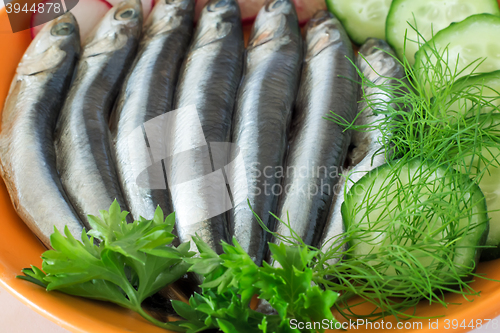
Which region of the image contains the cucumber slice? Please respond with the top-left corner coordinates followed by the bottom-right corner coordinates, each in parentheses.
top-left (415, 14), bottom-right (500, 82)
top-left (326, 0), bottom-right (393, 45)
top-left (342, 158), bottom-right (488, 291)
top-left (387, 0), bottom-right (500, 64)
top-left (450, 108), bottom-right (500, 260)
top-left (448, 71), bottom-right (500, 119)
top-left (463, 145), bottom-right (500, 260)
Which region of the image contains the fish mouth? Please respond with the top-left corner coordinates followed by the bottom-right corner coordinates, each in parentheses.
top-left (249, 0), bottom-right (294, 48)
top-left (307, 10), bottom-right (333, 28)
top-left (265, 0), bottom-right (293, 13)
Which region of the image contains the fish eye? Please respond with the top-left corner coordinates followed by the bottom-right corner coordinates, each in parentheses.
top-left (266, 0), bottom-right (285, 11)
top-left (51, 22), bottom-right (74, 36)
top-left (115, 8), bottom-right (136, 20)
top-left (208, 0), bottom-right (229, 11)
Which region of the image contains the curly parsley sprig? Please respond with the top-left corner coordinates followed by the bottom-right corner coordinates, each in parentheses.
top-left (18, 200), bottom-right (193, 332)
top-left (171, 236), bottom-right (338, 333)
top-left (18, 202), bottom-right (339, 332)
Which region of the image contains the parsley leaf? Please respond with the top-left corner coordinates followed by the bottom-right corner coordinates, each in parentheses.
top-left (17, 200), bottom-right (193, 332)
top-left (18, 202), bottom-right (340, 332)
top-left (172, 237), bottom-right (339, 333)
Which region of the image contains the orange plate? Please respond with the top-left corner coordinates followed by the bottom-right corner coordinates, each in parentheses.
top-left (1, 7), bottom-right (500, 333)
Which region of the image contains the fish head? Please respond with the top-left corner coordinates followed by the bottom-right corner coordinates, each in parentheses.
top-left (193, 0), bottom-right (241, 49)
top-left (359, 38), bottom-right (392, 57)
top-left (304, 10), bottom-right (344, 59)
top-left (249, 0), bottom-right (299, 48)
top-left (19, 12), bottom-right (80, 75)
top-left (83, 0), bottom-right (143, 51)
top-left (358, 38), bottom-right (401, 78)
top-left (144, 0), bottom-right (195, 37)
top-left (110, 0), bottom-right (143, 36)
top-left (26, 12), bottom-right (80, 56)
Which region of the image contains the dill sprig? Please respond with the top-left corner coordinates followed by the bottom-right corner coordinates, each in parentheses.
top-left (317, 34), bottom-right (500, 321)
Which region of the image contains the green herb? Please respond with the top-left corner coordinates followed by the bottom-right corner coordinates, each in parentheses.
top-left (322, 35), bottom-right (500, 321)
top-left (314, 157), bottom-right (490, 321)
top-left (18, 202), bottom-right (338, 332)
top-left (17, 27), bottom-right (500, 332)
top-left (17, 200), bottom-right (193, 332)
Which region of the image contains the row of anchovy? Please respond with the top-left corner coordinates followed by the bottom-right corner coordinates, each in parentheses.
top-left (0, 0), bottom-right (403, 267)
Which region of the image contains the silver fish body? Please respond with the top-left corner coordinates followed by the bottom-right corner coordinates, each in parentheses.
top-left (0, 14), bottom-right (83, 247)
top-left (110, 0), bottom-right (195, 221)
top-left (170, 0), bottom-right (244, 253)
top-left (274, 10), bottom-right (357, 248)
top-left (319, 38), bottom-right (405, 261)
top-left (227, 0), bottom-right (303, 265)
top-left (55, 0), bottom-right (143, 224)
